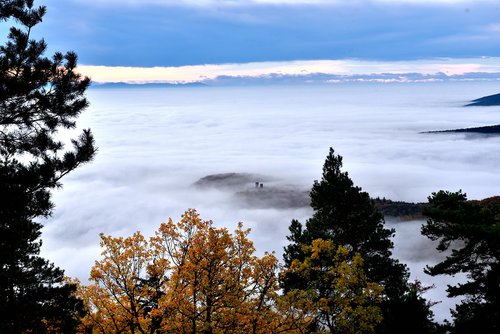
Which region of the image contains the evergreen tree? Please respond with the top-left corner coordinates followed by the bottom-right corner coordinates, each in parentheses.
top-left (0, 0), bottom-right (96, 332)
top-left (282, 148), bottom-right (437, 333)
top-left (283, 148), bottom-right (407, 296)
top-left (284, 239), bottom-right (384, 334)
top-left (422, 190), bottom-right (500, 334)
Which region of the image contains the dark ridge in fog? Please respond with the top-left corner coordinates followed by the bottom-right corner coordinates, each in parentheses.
top-left (193, 173), bottom-right (270, 190)
top-left (193, 173), bottom-right (309, 209)
top-left (372, 198), bottom-right (425, 220)
top-left (194, 174), bottom-right (500, 218)
top-left (422, 124), bottom-right (500, 135)
top-left (421, 92), bottom-right (500, 134)
top-left (465, 92), bottom-right (500, 106)
top-left (193, 173), bottom-right (429, 214)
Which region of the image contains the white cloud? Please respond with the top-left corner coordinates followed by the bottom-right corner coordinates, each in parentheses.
top-left (78, 57), bottom-right (500, 83)
top-left (43, 80), bottom-right (500, 322)
top-left (484, 22), bottom-right (500, 33)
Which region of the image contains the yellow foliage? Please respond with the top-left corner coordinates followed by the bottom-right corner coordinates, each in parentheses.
top-left (284, 238), bottom-right (383, 334)
top-left (77, 209), bottom-right (308, 334)
top-left (76, 212), bottom-right (381, 333)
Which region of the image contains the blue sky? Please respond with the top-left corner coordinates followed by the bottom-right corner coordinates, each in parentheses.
top-left (34, 0), bottom-right (499, 66)
top-left (7, 0), bottom-right (498, 82)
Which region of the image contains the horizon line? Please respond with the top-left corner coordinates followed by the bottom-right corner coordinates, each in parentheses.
top-left (78, 57), bottom-right (500, 84)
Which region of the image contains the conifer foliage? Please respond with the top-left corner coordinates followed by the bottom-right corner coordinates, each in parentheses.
top-left (0, 0), bottom-right (96, 332)
top-left (284, 239), bottom-right (384, 333)
top-left (282, 148), bottom-right (437, 334)
top-left (283, 148), bottom-right (408, 298)
top-left (422, 191), bottom-right (500, 334)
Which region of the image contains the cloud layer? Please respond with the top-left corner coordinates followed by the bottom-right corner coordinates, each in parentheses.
top-left (79, 57), bottom-right (500, 83)
top-left (41, 81), bottom-right (500, 323)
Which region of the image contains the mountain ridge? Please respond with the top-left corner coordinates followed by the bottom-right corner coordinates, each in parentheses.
top-left (465, 92), bottom-right (500, 106)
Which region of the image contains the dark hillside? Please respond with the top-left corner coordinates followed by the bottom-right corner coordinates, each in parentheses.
top-left (466, 92), bottom-right (500, 106)
top-left (422, 124), bottom-right (500, 134)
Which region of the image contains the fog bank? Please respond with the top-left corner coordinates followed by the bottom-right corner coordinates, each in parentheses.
top-left (42, 81), bottom-right (500, 322)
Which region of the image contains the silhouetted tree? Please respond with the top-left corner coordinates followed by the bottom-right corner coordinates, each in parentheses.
top-left (283, 148), bottom-right (438, 333)
top-left (422, 190), bottom-right (500, 334)
top-left (0, 0), bottom-right (96, 332)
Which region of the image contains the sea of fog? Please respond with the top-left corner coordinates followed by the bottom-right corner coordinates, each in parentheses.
top-left (42, 81), bottom-right (500, 322)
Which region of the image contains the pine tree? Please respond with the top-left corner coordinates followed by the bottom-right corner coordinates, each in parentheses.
top-left (0, 0), bottom-right (96, 332)
top-left (283, 148), bottom-right (407, 296)
top-left (284, 239), bottom-right (384, 333)
top-left (282, 148), bottom-right (438, 333)
top-left (422, 191), bottom-right (500, 334)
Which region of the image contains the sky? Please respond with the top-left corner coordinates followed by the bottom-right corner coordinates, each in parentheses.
top-left (14, 0), bottom-right (500, 82)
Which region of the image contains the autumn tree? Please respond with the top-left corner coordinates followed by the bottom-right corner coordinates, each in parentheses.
top-left (0, 0), bottom-right (96, 332)
top-left (283, 239), bottom-right (384, 334)
top-left (282, 148), bottom-right (437, 333)
top-left (77, 232), bottom-right (153, 333)
top-left (79, 209), bottom-right (310, 334)
top-left (422, 191), bottom-right (500, 334)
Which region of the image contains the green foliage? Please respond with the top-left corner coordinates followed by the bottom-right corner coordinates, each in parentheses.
top-left (371, 197), bottom-right (424, 220)
top-left (377, 280), bottom-right (441, 334)
top-left (422, 190), bottom-right (500, 334)
top-left (283, 148), bottom-right (437, 333)
top-left (284, 239), bottom-right (384, 334)
top-left (283, 148), bottom-right (408, 297)
top-left (0, 0), bottom-right (96, 332)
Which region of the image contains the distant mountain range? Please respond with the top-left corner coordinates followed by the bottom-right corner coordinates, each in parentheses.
top-left (90, 82), bottom-right (206, 89)
top-left (90, 71), bottom-right (500, 88)
top-left (206, 72), bottom-right (500, 86)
